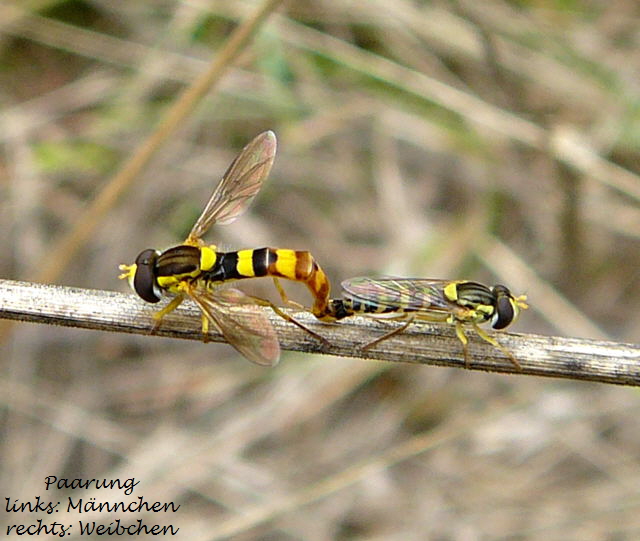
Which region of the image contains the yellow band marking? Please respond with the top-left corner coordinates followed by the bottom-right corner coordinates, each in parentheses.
top-left (443, 282), bottom-right (458, 302)
top-left (274, 249), bottom-right (298, 280)
top-left (236, 249), bottom-right (257, 277)
top-left (200, 246), bottom-right (217, 271)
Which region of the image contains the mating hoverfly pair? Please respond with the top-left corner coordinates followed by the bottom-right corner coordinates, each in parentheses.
top-left (120, 131), bottom-right (527, 369)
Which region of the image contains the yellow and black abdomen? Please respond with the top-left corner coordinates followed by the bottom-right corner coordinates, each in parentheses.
top-left (326, 297), bottom-right (402, 321)
top-left (202, 247), bottom-right (331, 318)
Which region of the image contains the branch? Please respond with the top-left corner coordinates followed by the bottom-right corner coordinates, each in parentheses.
top-left (1, 279), bottom-right (639, 386)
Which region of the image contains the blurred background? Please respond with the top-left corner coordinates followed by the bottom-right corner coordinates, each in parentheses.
top-left (2, 0), bottom-right (640, 539)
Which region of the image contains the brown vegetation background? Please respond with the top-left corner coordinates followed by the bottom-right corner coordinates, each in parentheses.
top-left (2, 1), bottom-right (640, 539)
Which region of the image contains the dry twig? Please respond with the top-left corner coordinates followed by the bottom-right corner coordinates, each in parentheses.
top-left (1, 279), bottom-right (638, 386)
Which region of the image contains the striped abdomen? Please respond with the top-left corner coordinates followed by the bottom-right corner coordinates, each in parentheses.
top-left (325, 297), bottom-right (407, 320)
top-left (202, 247), bottom-right (331, 318)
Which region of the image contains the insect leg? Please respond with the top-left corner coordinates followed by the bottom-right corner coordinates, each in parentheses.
top-left (362, 315), bottom-right (415, 350)
top-left (248, 295), bottom-right (329, 346)
top-left (454, 321), bottom-right (471, 367)
top-left (272, 277), bottom-right (304, 310)
top-left (151, 294), bottom-right (185, 333)
top-left (472, 323), bottom-right (522, 370)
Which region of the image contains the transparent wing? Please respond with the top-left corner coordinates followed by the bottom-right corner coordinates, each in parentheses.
top-left (186, 130), bottom-right (277, 243)
top-left (186, 284), bottom-right (280, 367)
top-left (341, 276), bottom-right (454, 313)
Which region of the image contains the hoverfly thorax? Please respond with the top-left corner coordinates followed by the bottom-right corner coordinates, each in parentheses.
top-left (150, 244), bottom-right (208, 297)
top-left (155, 245), bottom-right (202, 277)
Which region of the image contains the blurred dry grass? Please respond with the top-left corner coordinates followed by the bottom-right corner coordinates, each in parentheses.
top-left (2, 0), bottom-right (640, 539)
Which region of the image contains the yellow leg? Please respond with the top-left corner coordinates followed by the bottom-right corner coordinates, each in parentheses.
top-left (201, 313), bottom-right (210, 342)
top-left (272, 277), bottom-right (305, 310)
top-left (473, 323), bottom-right (522, 370)
top-left (250, 294), bottom-right (329, 346)
top-left (151, 285), bottom-right (213, 343)
top-left (362, 316), bottom-right (415, 351)
top-left (151, 294), bottom-right (185, 333)
top-left (455, 321), bottom-right (471, 368)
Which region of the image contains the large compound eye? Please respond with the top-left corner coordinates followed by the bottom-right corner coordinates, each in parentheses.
top-left (133, 249), bottom-right (161, 303)
top-left (491, 285), bottom-right (515, 330)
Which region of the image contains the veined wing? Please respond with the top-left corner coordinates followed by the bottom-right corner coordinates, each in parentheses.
top-left (186, 284), bottom-right (280, 367)
top-left (341, 277), bottom-right (455, 313)
top-left (186, 130), bottom-right (277, 243)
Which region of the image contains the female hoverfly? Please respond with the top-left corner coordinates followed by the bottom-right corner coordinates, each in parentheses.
top-left (119, 131), bottom-right (331, 366)
top-left (325, 277), bottom-right (528, 369)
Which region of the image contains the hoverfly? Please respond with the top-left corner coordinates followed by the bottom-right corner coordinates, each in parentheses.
top-left (119, 131), bottom-right (332, 366)
top-left (324, 277), bottom-right (528, 369)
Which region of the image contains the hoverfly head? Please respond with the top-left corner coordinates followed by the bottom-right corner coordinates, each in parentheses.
top-left (118, 249), bottom-right (162, 303)
top-left (490, 284), bottom-right (519, 330)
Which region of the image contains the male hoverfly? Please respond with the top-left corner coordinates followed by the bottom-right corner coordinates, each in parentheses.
top-left (119, 131), bottom-right (331, 366)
